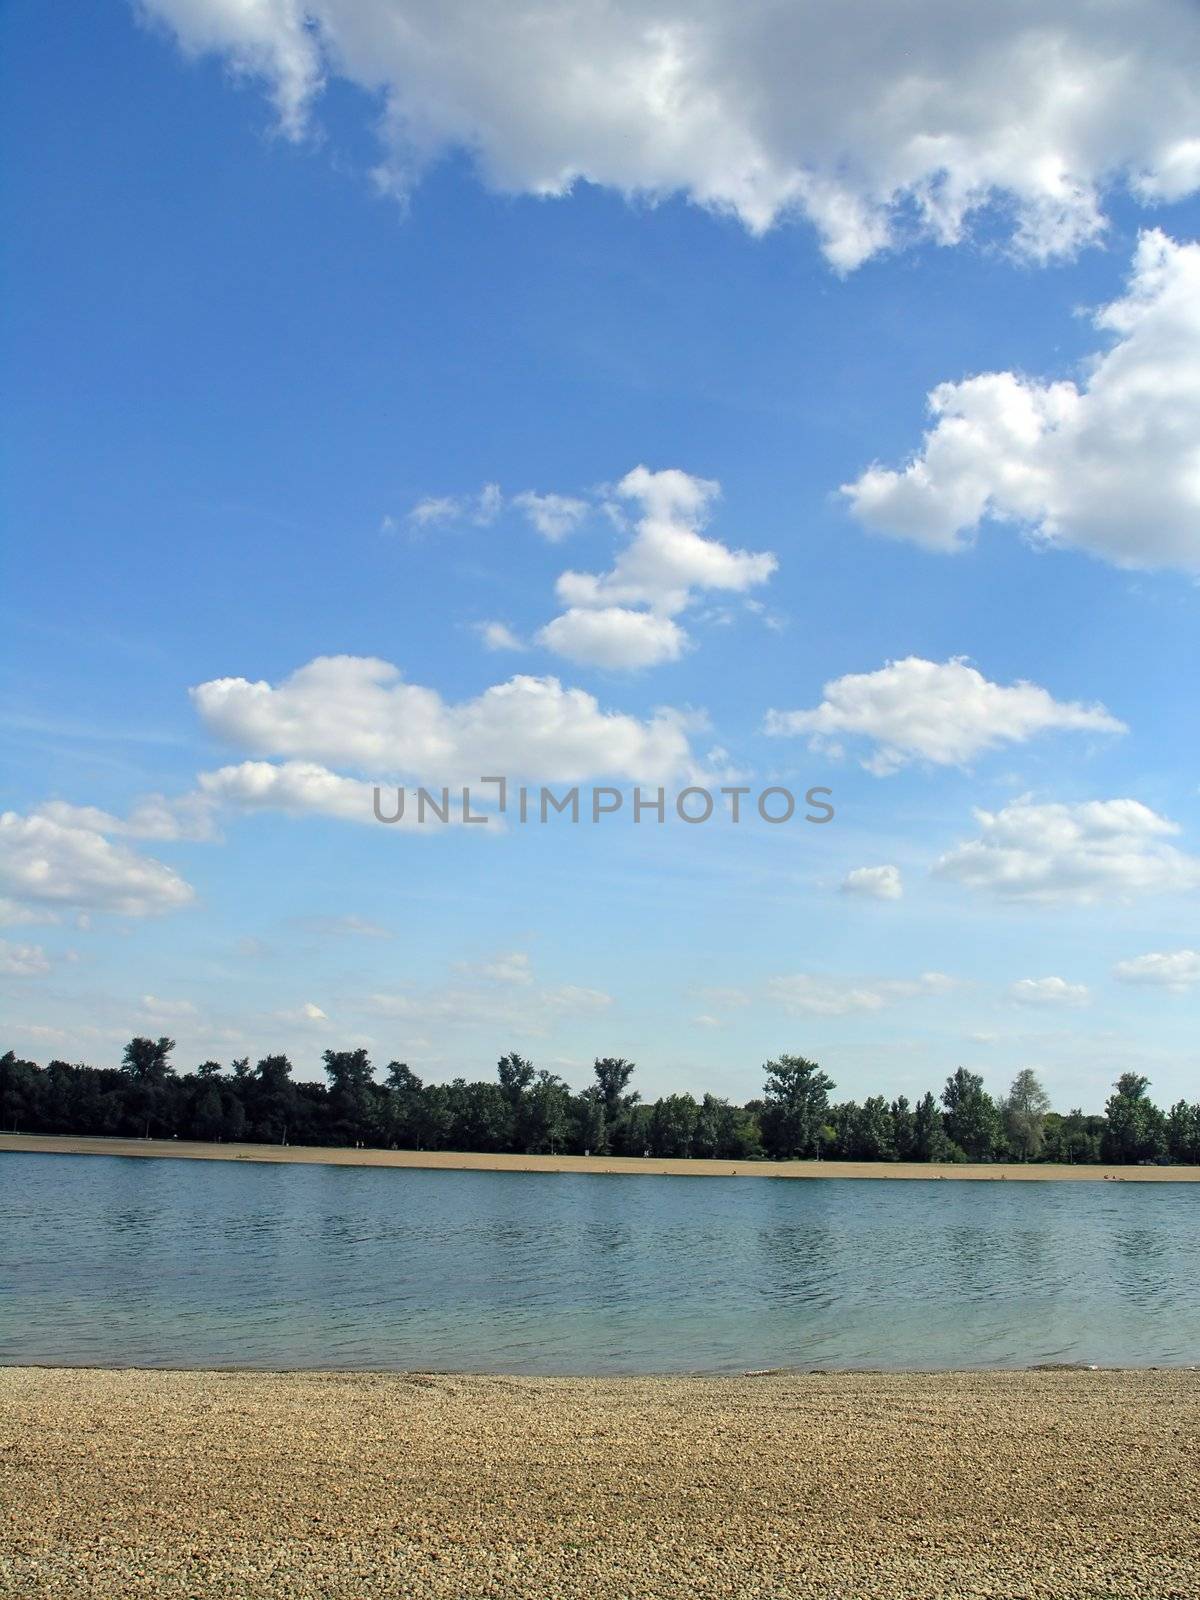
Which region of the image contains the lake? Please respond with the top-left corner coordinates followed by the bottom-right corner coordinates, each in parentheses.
top-left (1, 1153), bottom-right (1197, 1371)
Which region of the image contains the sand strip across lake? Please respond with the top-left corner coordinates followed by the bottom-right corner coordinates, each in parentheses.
top-left (3, 1131), bottom-right (1198, 1180)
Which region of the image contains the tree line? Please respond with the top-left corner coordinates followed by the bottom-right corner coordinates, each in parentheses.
top-left (2, 1042), bottom-right (1197, 1166)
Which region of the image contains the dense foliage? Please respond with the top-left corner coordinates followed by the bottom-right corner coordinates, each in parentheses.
top-left (3, 1043), bottom-right (1197, 1166)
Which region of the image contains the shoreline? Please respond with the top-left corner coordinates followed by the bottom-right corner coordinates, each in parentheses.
top-left (3, 1367), bottom-right (1197, 1599)
top-left (3, 1131), bottom-right (1197, 1180)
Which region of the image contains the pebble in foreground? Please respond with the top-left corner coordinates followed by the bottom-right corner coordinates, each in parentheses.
top-left (2, 1367), bottom-right (1198, 1599)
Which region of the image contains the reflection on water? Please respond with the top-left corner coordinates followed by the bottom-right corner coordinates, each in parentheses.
top-left (1, 1154), bottom-right (1197, 1372)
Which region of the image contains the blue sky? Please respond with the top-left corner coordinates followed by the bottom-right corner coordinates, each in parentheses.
top-left (2, 1), bottom-right (1198, 1108)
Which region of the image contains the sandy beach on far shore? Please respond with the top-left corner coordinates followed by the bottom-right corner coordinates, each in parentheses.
top-left (2, 1366), bottom-right (1197, 1599)
top-left (2, 1131), bottom-right (1197, 1180)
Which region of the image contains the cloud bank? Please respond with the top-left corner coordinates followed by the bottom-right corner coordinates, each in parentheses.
top-left (142, 1), bottom-right (1200, 268)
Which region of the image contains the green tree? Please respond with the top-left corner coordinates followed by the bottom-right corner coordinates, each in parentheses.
top-left (1103, 1073), bottom-right (1167, 1164)
top-left (760, 1055), bottom-right (834, 1159)
top-left (120, 1036), bottom-right (176, 1136)
top-left (1042, 1108), bottom-right (1104, 1164)
top-left (575, 1086), bottom-right (608, 1154)
top-left (251, 1054), bottom-right (296, 1143)
top-left (649, 1093), bottom-right (700, 1158)
top-left (496, 1052), bottom-right (536, 1150)
top-left (322, 1048), bottom-right (379, 1146)
top-left (382, 1060), bottom-right (425, 1148)
top-left (1002, 1068), bottom-right (1051, 1160)
top-left (691, 1094), bottom-right (762, 1159)
top-left (854, 1096), bottom-right (896, 1161)
top-left (121, 1036), bottom-right (175, 1084)
top-left (890, 1095), bottom-right (916, 1160)
top-left (592, 1058), bottom-right (639, 1153)
top-left (192, 1082), bottom-right (225, 1141)
top-left (911, 1091), bottom-right (953, 1162)
top-left (445, 1080), bottom-right (512, 1152)
top-left (0, 1051), bottom-right (42, 1132)
top-left (941, 1067), bottom-right (1002, 1161)
top-left (525, 1070), bottom-right (571, 1153)
top-left (1166, 1100), bottom-right (1200, 1165)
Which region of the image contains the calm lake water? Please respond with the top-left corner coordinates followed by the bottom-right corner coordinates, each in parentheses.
top-left (2, 1153), bottom-right (1197, 1372)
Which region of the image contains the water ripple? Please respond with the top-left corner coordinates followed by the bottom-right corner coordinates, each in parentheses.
top-left (1, 1156), bottom-right (1197, 1371)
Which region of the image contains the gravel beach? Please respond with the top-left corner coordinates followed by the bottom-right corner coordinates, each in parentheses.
top-left (2, 1367), bottom-right (1197, 1599)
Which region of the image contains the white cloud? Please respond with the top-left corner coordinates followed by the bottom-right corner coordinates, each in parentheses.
top-left (766, 656), bottom-right (1123, 774)
top-left (192, 655), bottom-right (698, 783)
top-left (1008, 976), bottom-right (1090, 1008)
top-left (841, 864), bottom-right (903, 900)
top-left (934, 797), bottom-right (1200, 905)
top-left (410, 483), bottom-right (501, 527)
top-left (142, 1), bottom-right (1200, 269)
top-left (540, 466), bottom-right (775, 668)
top-left (274, 1001), bottom-right (330, 1026)
top-left (1112, 949), bottom-right (1200, 990)
top-left (0, 939), bottom-right (51, 978)
top-left (140, 994), bottom-right (199, 1020)
top-left (478, 621), bottom-right (526, 652)
top-left (199, 760), bottom-right (391, 825)
top-left (536, 606), bottom-right (687, 670)
top-left (35, 792), bottom-right (218, 842)
top-left (0, 899), bottom-right (58, 929)
top-left (766, 970), bottom-right (955, 1016)
top-left (0, 810), bottom-right (195, 919)
top-left (556, 468), bottom-right (775, 615)
top-left (697, 986), bottom-right (751, 1012)
top-left (477, 951), bottom-right (534, 985)
top-left (296, 914), bottom-right (393, 939)
top-left (843, 232), bottom-right (1200, 572)
top-left (404, 465), bottom-right (772, 670)
top-left (513, 491), bottom-right (588, 541)
top-left (367, 950), bottom-right (610, 1037)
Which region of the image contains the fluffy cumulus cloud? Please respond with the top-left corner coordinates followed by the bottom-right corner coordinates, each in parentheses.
top-left (557, 469), bottom-right (775, 615)
top-left (198, 760), bottom-right (391, 825)
top-left (540, 466), bottom-right (775, 668)
top-left (766, 970), bottom-right (955, 1016)
top-left (766, 656), bottom-right (1123, 775)
top-left (400, 466), bottom-right (773, 670)
top-left (844, 232), bottom-right (1200, 571)
top-left (141, 1), bottom-right (1200, 268)
top-left (0, 810), bottom-right (195, 919)
top-left (1008, 976), bottom-right (1090, 1008)
top-left (1112, 949), bottom-right (1200, 990)
top-left (841, 864), bottom-right (903, 901)
top-left (191, 656), bottom-right (700, 805)
top-left (934, 797), bottom-right (1200, 905)
top-left (536, 607), bottom-right (688, 670)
